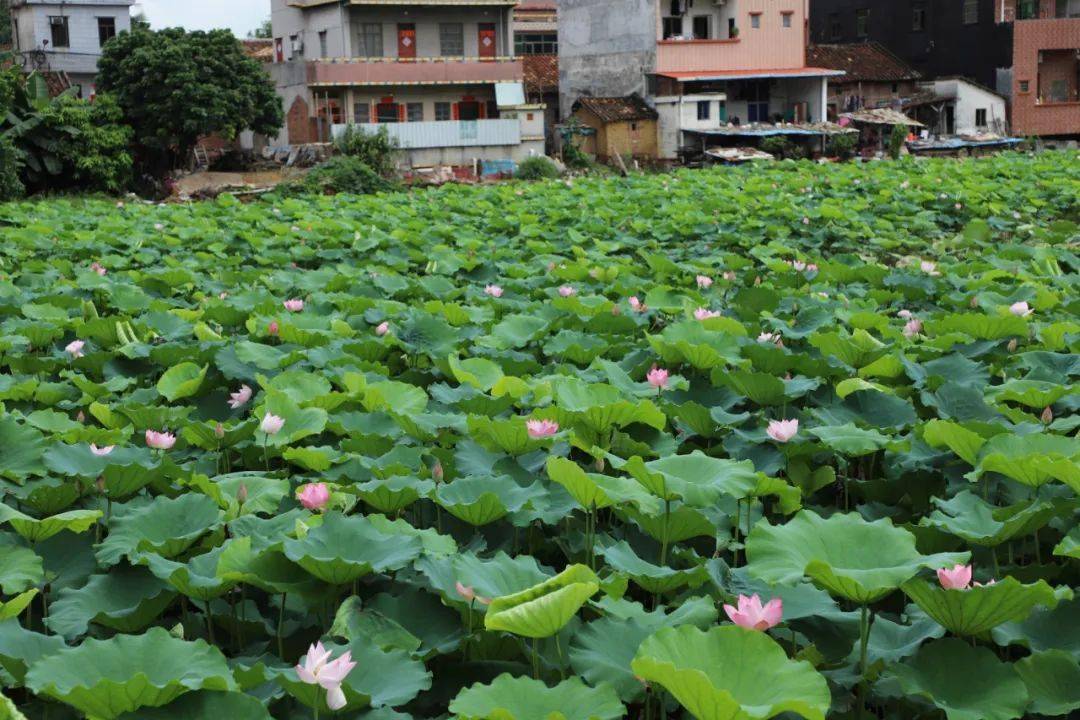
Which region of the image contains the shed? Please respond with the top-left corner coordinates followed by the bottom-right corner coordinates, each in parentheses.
top-left (570, 94), bottom-right (659, 161)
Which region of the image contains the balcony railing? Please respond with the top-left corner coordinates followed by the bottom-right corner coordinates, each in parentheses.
top-left (331, 119), bottom-right (521, 148)
top-left (308, 57), bottom-right (522, 86)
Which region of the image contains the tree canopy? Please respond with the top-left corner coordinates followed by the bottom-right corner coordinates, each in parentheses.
top-left (96, 27), bottom-right (283, 172)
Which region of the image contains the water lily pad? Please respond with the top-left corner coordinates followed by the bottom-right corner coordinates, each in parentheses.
top-left (485, 564), bottom-right (599, 638)
top-left (631, 625), bottom-right (831, 720)
top-left (449, 674), bottom-right (625, 720)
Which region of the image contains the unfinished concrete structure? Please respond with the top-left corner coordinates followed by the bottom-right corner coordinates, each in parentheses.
top-left (269, 0), bottom-right (545, 168)
top-left (560, 0), bottom-right (842, 159)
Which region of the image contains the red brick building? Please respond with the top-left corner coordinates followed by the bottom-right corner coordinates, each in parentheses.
top-left (1000, 0), bottom-right (1080, 137)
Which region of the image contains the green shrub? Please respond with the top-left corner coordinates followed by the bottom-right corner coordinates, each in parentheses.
top-left (334, 125), bottom-right (400, 177)
top-left (761, 136), bottom-right (794, 159)
top-left (888, 124), bottom-right (908, 160)
top-left (286, 156), bottom-right (400, 196)
top-left (0, 135), bottom-right (24, 201)
top-left (39, 94), bottom-right (133, 194)
top-left (515, 156), bottom-right (560, 180)
top-left (828, 132), bottom-right (858, 160)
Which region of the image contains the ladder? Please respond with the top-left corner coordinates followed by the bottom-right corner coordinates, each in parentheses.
top-left (193, 145), bottom-right (210, 170)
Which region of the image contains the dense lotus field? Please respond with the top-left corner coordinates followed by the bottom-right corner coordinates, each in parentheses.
top-left (0, 152), bottom-right (1079, 720)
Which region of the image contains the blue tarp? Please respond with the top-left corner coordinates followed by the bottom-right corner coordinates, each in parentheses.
top-left (908, 137), bottom-right (1022, 151)
top-left (687, 128), bottom-right (834, 137)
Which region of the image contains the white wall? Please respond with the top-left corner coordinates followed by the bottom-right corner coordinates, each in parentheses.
top-left (11, 1), bottom-right (133, 80)
top-left (928, 78), bottom-right (1007, 135)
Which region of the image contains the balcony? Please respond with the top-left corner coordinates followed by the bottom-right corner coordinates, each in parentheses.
top-left (308, 57), bottom-right (522, 87)
top-left (331, 119), bottom-right (521, 148)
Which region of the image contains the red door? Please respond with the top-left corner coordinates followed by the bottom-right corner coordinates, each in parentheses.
top-left (397, 24), bottom-right (416, 59)
top-left (478, 24), bottom-right (496, 59)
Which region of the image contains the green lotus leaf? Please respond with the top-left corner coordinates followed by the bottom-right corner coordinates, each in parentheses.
top-left (361, 380), bottom-right (429, 415)
top-left (96, 494), bottom-right (224, 566)
top-left (552, 378), bottom-right (666, 433)
top-left (46, 566), bottom-right (176, 638)
top-left (925, 313), bottom-right (1029, 340)
top-left (0, 416), bottom-right (47, 481)
top-left (901, 577), bottom-right (1061, 636)
top-left (283, 512), bottom-right (423, 584)
top-left (449, 673), bottom-right (625, 720)
top-left (6, 476), bottom-right (81, 515)
top-left (257, 369), bottom-right (333, 405)
top-left (1014, 650), bottom-right (1080, 717)
top-left (992, 596), bottom-right (1080, 657)
top-left (366, 513), bottom-right (457, 557)
top-left (257, 391), bottom-right (329, 447)
top-left (435, 476), bottom-right (543, 526)
top-left (545, 456), bottom-right (659, 513)
top-left (746, 510), bottom-right (969, 603)
top-left (1055, 525), bottom-right (1080, 560)
top-left (485, 564), bottom-right (599, 638)
top-left (614, 451), bottom-right (787, 506)
top-left (974, 434), bottom-right (1080, 490)
top-left (215, 542), bottom-right (321, 596)
top-left (466, 415), bottom-right (540, 455)
top-left (919, 490), bottom-right (1060, 546)
top-left (620, 503), bottom-right (717, 544)
top-left (25, 627), bottom-right (236, 719)
top-left (276, 637), bottom-right (431, 712)
top-left (138, 542), bottom-right (240, 601)
top-left (570, 597), bottom-right (717, 701)
top-left (115, 690), bottom-right (274, 720)
top-left (808, 423), bottom-right (892, 456)
top-left (156, 362), bottom-right (208, 402)
top-left (0, 690), bottom-right (27, 720)
top-left (0, 543), bottom-right (44, 594)
top-left (415, 551), bottom-right (552, 606)
top-left (185, 472), bottom-right (289, 517)
top-left (0, 590), bottom-right (37, 622)
top-left (355, 475), bottom-right (434, 513)
top-left (331, 596), bottom-right (423, 654)
top-left (595, 537), bottom-right (707, 595)
top-left (921, 419), bottom-right (988, 465)
top-left (647, 321), bottom-right (743, 370)
top-left (448, 354), bottom-right (505, 391)
top-left (0, 505), bottom-right (101, 543)
top-left (631, 625), bottom-right (830, 720)
top-left (882, 638), bottom-right (1027, 720)
top-left (988, 379), bottom-right (1076, 409)
top-left (282, 445), bottom-right (343, 471)
top-left (0, 619), bottom-right (66, 684)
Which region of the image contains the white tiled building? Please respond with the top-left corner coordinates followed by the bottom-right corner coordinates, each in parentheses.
top-left (8, 0), bottom-right (135, 96)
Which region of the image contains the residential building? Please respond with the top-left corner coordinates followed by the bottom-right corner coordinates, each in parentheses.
top-left (904, 77), bottom-right (1010, 134)
top-left (7, 0), bottom-right (134, 96)
top-left (808, 42), bottom-right (923, 119)
top-left (560, 0), bottom-right (842, 160)
top-left (570, 94), bottom-right (659, 160)
top-left (515, 0), bottom-right (559, 148)
top-left (808, 1), bottom-right (1013, 92)
top-left (1005, 0), bottom-right (1080, 137)
top-left (269, 0), bottom-right (545, 168)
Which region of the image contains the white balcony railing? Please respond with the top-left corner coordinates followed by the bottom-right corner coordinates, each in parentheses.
top-left (331, 120), bottom-right (521, 149)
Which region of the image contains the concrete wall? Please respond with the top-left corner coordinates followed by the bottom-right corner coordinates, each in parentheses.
top-left (928, 78), bottom-right (1007, 134)
top-left (558, 0), bottom-right (657, 117)
top-left (10, 1), bottom-right (133, 84)
top-left (1013, 17), bottom-right (1080, 136)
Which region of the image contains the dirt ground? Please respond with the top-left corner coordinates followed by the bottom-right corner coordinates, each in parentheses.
top-left (172, 170), bottom-right (300, 197)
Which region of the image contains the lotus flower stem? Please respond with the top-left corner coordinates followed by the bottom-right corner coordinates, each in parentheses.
top-left (263, 436), bottom-right (270, 472)
top-left (203, 600), bottom-right (215, 645)
top-left (531, 637), bottom-right (540, 679)
top-left (991, 546), bottom-right (1000, 577)
top-left (732, 499), bottom-right (741, 568)
top-left (277, 592), bottom-right (287, 659)
top-left (858, 604), bottom-right (870, 717)
top-left (659, 499), bottom-right (671, 566)
top-left (1034, 529), bottom-right (1041, 565)
top-left (554, 634), bottom-right (565, 680)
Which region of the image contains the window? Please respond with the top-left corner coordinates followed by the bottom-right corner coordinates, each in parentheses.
top-left (782, 12), bottom-right (792, 28)
top-left (1019, 80), bottom-right (1030, 92)
top-left (963, 0), bottom-right (978, 24)
top-left (406, 102), bottom-right (424, 122)
top-left (289, 34), bottom-right (302, 56)
top-left (49, 16), bottom-right (70, 48)
top-left (376, 102), bottom-right (401, 123)
top-left (1056, 0), bottom-right (1080, 17)
top-left (435, 102), bottom-right (452, 121)
top-left (728, 17), bottom-right (736, 37)
top-left (891, 82), bottom-right (899, 93)
top-left (1019, 0), bottom-right (1037, 19)
top-left (750, 13), bottom-right (761, 29)
top-left (975, 108), bottom-right (987, 127)
top-left (697, 101), bottom-right (710, 120)
top-left (440, 23), bottom-right (464, 56)
top-left (514, 32), bottom-right (557, 54)
top-left (354, 102), bottom-right (370, 124)
top-left (486, 100), bottom-right (499, 118)
top-left (828, 12), bottom-right (841, 40)
top-left (912, 2), bottom-right (926, 31)
top-left (692, 15), bottom-right (711, 39)
top-left (855, 9), bottom-right (869, 38)
top-left (662, 17), bottom-right (683, 39)
top-left (356, 23), bottom-right (383, 57)
top-left (318, 30), bottom-right (328, 57)
top-left (98, 17), bottom-right (117, 47)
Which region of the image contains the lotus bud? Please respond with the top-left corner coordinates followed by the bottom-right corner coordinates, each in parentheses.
top-left (611, 304), bottom-right (621, 316)
top-left (214, 422), bottom-right (225, 439)
top-left (754, 276), bottom-right (762, 286)
top-left (96, 476), bottom-right (106, 494)
top-left (594, 457), bottom-right (605, 472)
top-left (1007, 338), bottom-right (1018, 352)
top-left (970, 296), bottom-right (979, 308)
top-left (432, 460), bottom-right (444, 483)
top-left (237, 483), bottom-right (248, 504)
top-left (268, 320), bottom-right (280, 336)
top-left (76, 410), bottom-right (85, 423)
top-left (1041, 406), bottom-right (1053, 424)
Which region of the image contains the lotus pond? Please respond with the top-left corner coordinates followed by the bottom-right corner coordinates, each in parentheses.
top-left (0, 151), bottom-right (1079, 720)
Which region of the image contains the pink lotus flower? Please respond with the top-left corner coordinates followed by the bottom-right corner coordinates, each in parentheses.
top-left (897, 309), bottom-right (914, 320)
top-left (455, 581), bottom-right (491, 605)
top-left (283, 299), bottom-right (304, 312)
top-left (90, 262), bottom-right (107, 276)
top-left (218, 292), bottom-right (229, 300)
top-left (802, 217), bottom-right (810, 225)
top-left (903, 319), bottom-right (923, 338)
top-left (758, 332), bottom-right (781, 344)
top-left (1009, 301), bottom-right (1033, 317)
top-left (920, 261), bottom-right (940, 276)
top-left (646, 366), bottom-right (669, 390)
top-left (695, 307), bottom-right (721, 320)
top-left (526, 419), bottom-right (559, 439)
top-left (723, 594), bottom-right (783, 631)
top-left (722, 271), bottom-right (736, 282)
top-left (558, 285), bottom-right (576, 297)
top-left (767, 419), bottom-right (799, 443)
top-left (973, 579), bottom-right (997, 588)
top-left (484, 284), bottom-right (504, 298)
top-left (937, 564), bottom-right (972, 590)
top-left (228, 385), bottom-right (252, 409)
top-left (792, 260), bottom-right (807, 272)
top-left (375, 321), bottom-right (390, 336)
top-left (432, 460), bottom-right (444, 483)
top-left (805, 263), bottom-right (819, 273)
top-left (696, 275), bottom-right (713, 289)
top-left (295, 641), bottom-right (357, 711)
top-left (145, 430), bottom-right (176, 450)
top-left (628, 296), bottom-right (647, 313)
top-left (955, 203), bottom-right (963, 210)
top-left (66, 340), bottom-right (85, 359)
top-left (89, 444), bottom-right (114, 456)
top-left (260, 413), bottom-right (285, 435)
top-left (297, 482), bottom-right (330, 511)
top-left (268, 321), bottom-right (279, 336)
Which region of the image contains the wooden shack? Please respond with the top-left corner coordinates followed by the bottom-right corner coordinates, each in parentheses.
top-left (570, 95), bottom-right (659, 162)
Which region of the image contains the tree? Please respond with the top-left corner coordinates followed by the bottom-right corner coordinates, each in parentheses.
top-left (249, 18), bottom-right (273, 39)
top-left (0, 1), bottom-right (11, 47)
top-left (130, 12), bottom-right (151, 32)
top-left (96, 27), bottom-right (283, 174)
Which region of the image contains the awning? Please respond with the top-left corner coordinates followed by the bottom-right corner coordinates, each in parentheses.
top-left (495, 82), bottom-right (526, 107)
top-left (658, 67), bottom-right (845, 82)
